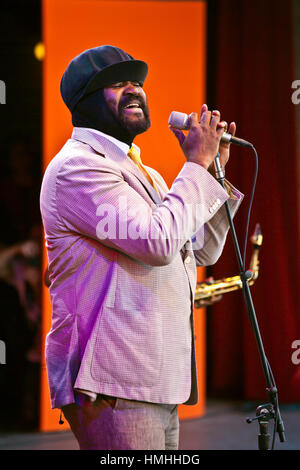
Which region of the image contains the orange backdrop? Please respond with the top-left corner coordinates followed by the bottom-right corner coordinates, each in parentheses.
top-left (41, 0), bottom-right (207, 431)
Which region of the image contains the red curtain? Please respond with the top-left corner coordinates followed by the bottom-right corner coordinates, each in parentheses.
top-left (206, 0), bottom-right (300, 402)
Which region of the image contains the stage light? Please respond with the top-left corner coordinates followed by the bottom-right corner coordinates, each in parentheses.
top-left (34, 42), bottom-right (45, 61)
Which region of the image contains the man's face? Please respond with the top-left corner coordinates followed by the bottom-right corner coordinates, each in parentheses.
top-left (103, 81), bottom-right (151, 138)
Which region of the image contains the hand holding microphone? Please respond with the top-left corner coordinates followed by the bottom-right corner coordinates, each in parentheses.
top-left (169, 104), bottom-right (229, 170)
top-left (169, 105), bottom-right (252, 171)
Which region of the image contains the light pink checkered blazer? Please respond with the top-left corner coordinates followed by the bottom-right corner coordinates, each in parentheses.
top-left (40, 127), bottom-right (242, 409)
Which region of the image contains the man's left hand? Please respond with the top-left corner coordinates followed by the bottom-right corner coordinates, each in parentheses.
top-left (218, 120), bottom-right (236, 168)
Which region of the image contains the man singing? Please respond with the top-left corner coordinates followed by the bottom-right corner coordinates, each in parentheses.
top-left (40, 45), bottom-right (242, 450)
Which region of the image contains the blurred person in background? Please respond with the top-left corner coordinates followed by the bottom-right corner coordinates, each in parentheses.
top-left (0, 139), bottom-right (42, 430)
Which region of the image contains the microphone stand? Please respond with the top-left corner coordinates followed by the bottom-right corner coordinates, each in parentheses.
top-left (213, 153), bottom-right (286, 450)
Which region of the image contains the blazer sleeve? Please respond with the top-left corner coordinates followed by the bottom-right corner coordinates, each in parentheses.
top-left (192, 181), bottom-right (243, 266)
top-left (55, 154), bottom-right (235, 267)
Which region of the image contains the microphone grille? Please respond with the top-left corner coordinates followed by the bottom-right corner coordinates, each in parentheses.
top-left (168, 111), bottom-right (189, 130)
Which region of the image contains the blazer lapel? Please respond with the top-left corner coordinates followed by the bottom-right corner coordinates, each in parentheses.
top-left (123, 158), bottom-right (163, 205)
top-left (72, 127), bottom-right (162, 205)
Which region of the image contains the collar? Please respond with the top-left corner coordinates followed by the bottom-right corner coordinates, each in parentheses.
top-left (72, 127), bottom-right (141, 161)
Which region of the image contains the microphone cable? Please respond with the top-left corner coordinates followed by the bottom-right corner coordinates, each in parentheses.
top-left (241, 144), bottom-right (258, 270)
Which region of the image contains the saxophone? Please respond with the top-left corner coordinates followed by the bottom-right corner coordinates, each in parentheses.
top-left (194, 224), bottom-right (263, 300)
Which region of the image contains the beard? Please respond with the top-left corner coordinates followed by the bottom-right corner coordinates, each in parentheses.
top-left (116, 94), bottom-right (151, 139)
top-left (72, 89), bottom-right (151, 145)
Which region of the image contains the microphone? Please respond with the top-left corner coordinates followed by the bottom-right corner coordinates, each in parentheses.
top-left (168, 111), bottom-right (253, 148)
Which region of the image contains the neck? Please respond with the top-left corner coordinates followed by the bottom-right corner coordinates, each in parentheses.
top-left (73, 115), bottom-right (134, 146)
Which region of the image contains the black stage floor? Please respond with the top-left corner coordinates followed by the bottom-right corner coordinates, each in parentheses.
top-left (0, 400), bottom-right (299, 451)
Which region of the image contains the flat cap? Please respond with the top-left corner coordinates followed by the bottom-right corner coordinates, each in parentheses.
top-left (60, 45), bottom-right (148, 112)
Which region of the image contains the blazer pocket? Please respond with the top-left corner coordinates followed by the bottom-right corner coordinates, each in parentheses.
top-left (90, 305), bottom-right (163, 387)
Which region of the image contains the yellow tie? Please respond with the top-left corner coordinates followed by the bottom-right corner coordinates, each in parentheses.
top-left (127, 146), bottom-right (159, 194)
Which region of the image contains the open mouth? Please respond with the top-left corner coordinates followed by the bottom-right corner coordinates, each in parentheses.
top-left (123, 102), bottom-right (142, 110)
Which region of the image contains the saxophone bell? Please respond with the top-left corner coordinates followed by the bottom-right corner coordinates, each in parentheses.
top-left (194, 224), bottom-right (263, 302)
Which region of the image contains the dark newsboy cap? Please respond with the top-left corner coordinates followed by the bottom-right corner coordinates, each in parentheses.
top-left (60, 45), bottom-right (148, 112)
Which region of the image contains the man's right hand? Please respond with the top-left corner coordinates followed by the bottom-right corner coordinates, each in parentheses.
top-left (170, 104), bottom-right (227, 170)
